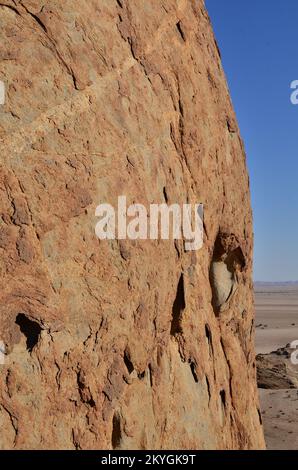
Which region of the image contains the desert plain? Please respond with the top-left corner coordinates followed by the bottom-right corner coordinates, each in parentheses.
top-left (255, 282), bottom-right (298, 449)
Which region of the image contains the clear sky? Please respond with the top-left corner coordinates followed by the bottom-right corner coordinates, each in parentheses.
top-left (206, 0), bottom-right (298, 282)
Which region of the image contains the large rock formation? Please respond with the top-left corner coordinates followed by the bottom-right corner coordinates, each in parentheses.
top-left (0, 0), bottom-right (265, 449)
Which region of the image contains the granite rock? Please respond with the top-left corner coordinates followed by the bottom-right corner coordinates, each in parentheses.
top-left (0, 0), bottom-right (265, 449)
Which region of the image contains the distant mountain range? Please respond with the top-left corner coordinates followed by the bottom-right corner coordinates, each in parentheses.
top-left (254, 281), bottom-right (298, 285)
top-left (254, 281), bottom-right (298, 293)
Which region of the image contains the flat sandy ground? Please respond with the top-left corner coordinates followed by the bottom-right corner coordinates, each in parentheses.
top-left (258, 389), bottom-right (298, 449)
top-left (255, 283), bottom-right (298, 450)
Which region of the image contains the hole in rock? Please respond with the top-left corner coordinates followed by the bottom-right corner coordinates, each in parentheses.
top-left (206, 375), bottom-right (211, 401)
top-left (138, 371), bottom-right (146, 380)
top-left (205, 323), bottom-right (212, 341)
top-left (220, 389), bottom-right (226, 409)
top-left (123, 351), bottom-right (134, 374)
top-left (170, 274), bottom-right (185, 336)
top-left (176, 21), bottom-right (186, 41)
top-left (163, 186), bottom-right (168, 203)
top-left (87, 397), bottom-right (96, 407)
top-left (209, 232), bottom-right (245, 315)
top-left (15, 313), bottom-right (41, 351)
top-left (219, 389), bottom-right (227, 427)
top-left (111, 412), bottom-right (122, 449)
top-left (205, 323), bottom-right (213, 355)
top-left (190, 361), bottom-right (199, 383)
top-left (257, 408), bottom-right (263, 425)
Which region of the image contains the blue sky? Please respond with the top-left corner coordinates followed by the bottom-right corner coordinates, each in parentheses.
top-left (206, 0), bottom-right (298, 281)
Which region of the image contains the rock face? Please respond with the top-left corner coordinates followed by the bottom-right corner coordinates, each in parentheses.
top-left (0, 0), bottom-right (265, 449)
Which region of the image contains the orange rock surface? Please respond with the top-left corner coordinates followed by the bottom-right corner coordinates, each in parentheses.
top-left (0, 0), bottom-right (265, 449)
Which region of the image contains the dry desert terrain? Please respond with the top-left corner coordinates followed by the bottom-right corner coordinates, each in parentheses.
top-left (255, 283), bottom-right (298, 449)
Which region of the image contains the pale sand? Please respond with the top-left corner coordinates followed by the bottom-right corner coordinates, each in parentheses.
top-left (255, 283), bottom-right (298, 449)
top-left (259, 389), bottom-right (298, 450)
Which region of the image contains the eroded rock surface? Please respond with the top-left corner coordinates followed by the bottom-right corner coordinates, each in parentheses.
top-left (0, 0), bottom-right (265, 449)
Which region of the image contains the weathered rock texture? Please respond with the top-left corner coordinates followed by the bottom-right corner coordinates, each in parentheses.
top-left (0, 0), bottom-right (265, 449)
